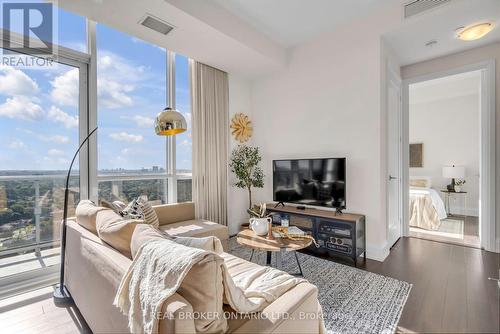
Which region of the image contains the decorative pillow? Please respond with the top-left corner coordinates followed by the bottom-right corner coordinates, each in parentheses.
top-left (96, 209), bottom-right (145, 259)
top-left (75, 200), bottom-right (109, 234)
top-left (120, 195), bottom-right (159, 228)
top-left (410, 179), bottom-right (428, 188)
top-left (100, 199), bottom-right (127, 213)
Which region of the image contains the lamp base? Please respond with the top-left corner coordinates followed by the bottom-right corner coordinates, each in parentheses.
top-left (53, 284), bottom-right (73, 307)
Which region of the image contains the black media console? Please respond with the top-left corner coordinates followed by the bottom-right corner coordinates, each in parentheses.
top-left (266, 203), bottom-right (366, 266)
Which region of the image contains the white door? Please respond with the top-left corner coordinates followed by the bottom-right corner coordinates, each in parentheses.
top-left (387, 70), bottom-right (402, 249)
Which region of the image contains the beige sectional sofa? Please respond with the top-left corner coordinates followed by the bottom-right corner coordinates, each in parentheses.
top-left (66, 202), bottom-right (321, 333)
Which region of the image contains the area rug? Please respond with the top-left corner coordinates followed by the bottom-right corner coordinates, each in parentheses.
top-left (410, 218), bottom-right (464, 240)
top-left (228, 238), bottom-right (412, 334)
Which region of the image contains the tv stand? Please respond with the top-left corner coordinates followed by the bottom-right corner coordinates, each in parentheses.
top-left (266, 203), bottom-right (366, 266)
top-left (274, 201), bottom-right (285, 208)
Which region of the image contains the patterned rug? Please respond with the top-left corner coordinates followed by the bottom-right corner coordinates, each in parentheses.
top-left (228, 238), bottom-right (412, 334)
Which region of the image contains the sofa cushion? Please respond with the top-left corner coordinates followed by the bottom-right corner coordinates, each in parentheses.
top-left (159, 219), bottom-right (229, 242)
top-left (131, 224), bottom-right (227, 333)
top-left (96, 210), bottom-right (147, 259)
top-left (76, 200), bottom-right (109, 235)
top-left (130, 224), bottom-right (171, 259)
top-left (153, 202), bottom-right (195, 225)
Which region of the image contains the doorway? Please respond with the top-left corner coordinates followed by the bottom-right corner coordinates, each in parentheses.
top-left (401, 61), bottom-right (496, 252)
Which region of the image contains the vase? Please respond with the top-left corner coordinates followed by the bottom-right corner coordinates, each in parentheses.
top-left (454, 186), bottom-right (462, 192)
top-left (249, 217), bottom-right (270, 236)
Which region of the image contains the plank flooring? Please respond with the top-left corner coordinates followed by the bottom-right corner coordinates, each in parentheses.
top-left (0, 237), bottom-right (498, 333)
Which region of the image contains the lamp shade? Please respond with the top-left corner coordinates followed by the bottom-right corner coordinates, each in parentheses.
top-left (442, 165), bottom-right (465, 179)
top-left (154, 107), bottom-right (187, 136)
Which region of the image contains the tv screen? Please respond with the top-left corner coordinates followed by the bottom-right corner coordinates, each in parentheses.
top-left (273, 158), bottom-right (346, 209)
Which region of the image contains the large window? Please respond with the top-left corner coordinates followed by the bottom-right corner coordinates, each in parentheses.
top-left (0, 4), bottom-right (88, 288)
top-left (0, 3), bottom-right (191, 295)
top-left (96, 24), bottom-right (192, 205)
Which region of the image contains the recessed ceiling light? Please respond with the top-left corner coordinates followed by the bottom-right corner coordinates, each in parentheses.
top-left (457, 22), bottom-right (494, 41)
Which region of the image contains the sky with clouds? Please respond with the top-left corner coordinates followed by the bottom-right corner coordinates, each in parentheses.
top-left (0, 4), bottom-right (192, 172)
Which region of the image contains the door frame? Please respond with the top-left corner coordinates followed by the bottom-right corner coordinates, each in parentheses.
top-left (387, 65), bottom-right (403, 249)
top-left (402, 60), bottom-right (497, 252)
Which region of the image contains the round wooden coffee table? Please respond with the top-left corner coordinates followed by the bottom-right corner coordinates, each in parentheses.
top-left (236, 229), bottom-right (312, 276)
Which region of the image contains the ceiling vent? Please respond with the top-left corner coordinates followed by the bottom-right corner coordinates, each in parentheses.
top-left (404, 0), bottom-right (451, 19)
top-left (139, 14), bottom-right (174, 35)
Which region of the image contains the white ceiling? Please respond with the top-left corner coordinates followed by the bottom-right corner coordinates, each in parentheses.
top-left (410, 70), bottom-right (481, 104)
top-left (385, 0), bottom-right (500, 66)
top-left (213, 0), bottom-right (384, 47)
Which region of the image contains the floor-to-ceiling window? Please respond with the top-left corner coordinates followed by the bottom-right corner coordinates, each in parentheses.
top-left (0, 3), bottom-right (89, 296)
top-left (0, 3), bottom-right (191, 297)
top-left (95, 24), bottom-right (192, 205)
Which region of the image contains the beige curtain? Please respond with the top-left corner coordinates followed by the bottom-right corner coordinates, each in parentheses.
top-left (189, 60), bottom-right (229, 226)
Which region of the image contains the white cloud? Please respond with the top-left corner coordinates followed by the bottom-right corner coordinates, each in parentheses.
top-left (43, 156), bottom-right (69, 165)
top-left (98, 78), bottom-right (134, 109)
top-left (42, 135), bottom-right (70, 144)
top-left (121, 115), bottom-right (154, 128)
top-left (50, 68), bottom-right (79, 106)
top-left (109, 132), bottom-right (143, 143)
top-left (48, 106), bottom-right (78, 128)
top-left (180, 139), bottom-right (191, 147)
top-left (0, 65), bottom-right (39, 96)
top-left (48, 148), bottom-right (64, 156)
top-left (8, 139), bottom-right (26, 149)
top-left (0, 96), bottom-right (43, 121)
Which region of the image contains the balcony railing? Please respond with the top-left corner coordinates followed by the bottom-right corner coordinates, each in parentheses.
top-left (0, 172), bottom-right (191, 282)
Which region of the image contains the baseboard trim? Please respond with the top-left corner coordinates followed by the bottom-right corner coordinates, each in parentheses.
top-left (366, 243), bottom-right (390, 262)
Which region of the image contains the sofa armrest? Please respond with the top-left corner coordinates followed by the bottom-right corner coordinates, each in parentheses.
top-left (153, 202), bottom-right (195, 226)
top-left (232, 282), bottom-right (322, 334)
top-left (158, 293), bottom-right (196, 334)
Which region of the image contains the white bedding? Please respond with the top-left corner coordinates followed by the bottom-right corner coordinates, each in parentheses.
top-left (410, 187), bottom-right (447, 220)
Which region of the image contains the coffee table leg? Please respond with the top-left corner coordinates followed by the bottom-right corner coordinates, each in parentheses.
top-left (249, 249), bottom-right (254, 262)
top-left (294, 251), bottom-right (304, 276)
top-left (266, 251), bottom-right (272, 266)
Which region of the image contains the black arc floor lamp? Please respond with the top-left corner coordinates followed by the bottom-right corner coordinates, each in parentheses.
top-left (53, 127), bottom-right (98, 306)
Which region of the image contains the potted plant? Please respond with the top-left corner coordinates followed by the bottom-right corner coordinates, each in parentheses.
top-left (454, 179), bottom-right (466, 192)
top-left (229, 145), bottom-right (264, 209)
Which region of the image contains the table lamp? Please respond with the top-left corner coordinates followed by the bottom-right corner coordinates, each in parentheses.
top-left (442, 165), bottom-right (465, 191)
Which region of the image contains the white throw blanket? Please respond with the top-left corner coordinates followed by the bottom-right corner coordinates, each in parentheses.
top-left (114, 237), bottom-right (306, 334)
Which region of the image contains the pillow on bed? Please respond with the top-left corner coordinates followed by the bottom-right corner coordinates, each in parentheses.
top-left (410, 179), bottom-right (428, 188)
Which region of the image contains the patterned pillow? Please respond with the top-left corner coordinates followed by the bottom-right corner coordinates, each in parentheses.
top-left (120, 195), bottom-right (159, 228)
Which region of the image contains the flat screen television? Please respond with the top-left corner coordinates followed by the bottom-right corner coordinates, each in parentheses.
top-left (273, 158), bottom-right (346, 209)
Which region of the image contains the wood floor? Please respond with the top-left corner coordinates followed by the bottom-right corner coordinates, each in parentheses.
top-left (0, 237), bottom-right (498, 334)
top-left (360, 237), bottom-right (500, 333)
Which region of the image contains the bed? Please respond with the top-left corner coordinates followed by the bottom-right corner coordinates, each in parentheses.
top-left (409, 177), bottom-right (447, 231)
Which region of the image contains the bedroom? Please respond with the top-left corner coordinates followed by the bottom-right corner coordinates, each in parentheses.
top-left (408, 70), bottom-right (481, 248)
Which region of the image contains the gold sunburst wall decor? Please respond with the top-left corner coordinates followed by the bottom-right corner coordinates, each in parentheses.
top-left (230, 113), bottom-right (253, 143)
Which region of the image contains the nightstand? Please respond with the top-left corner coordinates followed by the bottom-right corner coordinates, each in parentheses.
top-left (440, 190), bottom-right (467, 217)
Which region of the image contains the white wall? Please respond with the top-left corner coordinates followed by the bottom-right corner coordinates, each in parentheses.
top-left (409, 93), bottom-right (480, 216)
top-left (227, 74), bottom-right (253, 235)
top-left (402, 42), bottom-right (500, 252)
top-left (249, 7), bottom-right (402, 261)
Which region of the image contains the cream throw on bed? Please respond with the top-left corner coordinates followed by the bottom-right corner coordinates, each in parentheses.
top-left (114, 237), bottom-right (306, 334)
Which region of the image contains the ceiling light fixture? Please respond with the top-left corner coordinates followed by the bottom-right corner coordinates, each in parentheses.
top-left (457, 22), bottom-right (494, 41)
